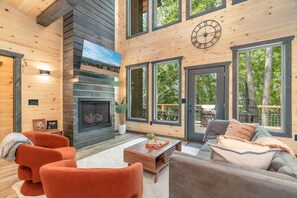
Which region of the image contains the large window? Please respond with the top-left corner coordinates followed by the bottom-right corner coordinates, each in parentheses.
top-left (127, 63), bottom-right (148, 122)
top-left (187, 0), bottom-right (226, 19)
top-left (232, 36), bottom-right (294, 137)
top-left (153, 0), bottom-right (181, 30)
top-left (127, 0), bottom-right (148, 38)
top-left (152, 57), bottom-right (182, 125)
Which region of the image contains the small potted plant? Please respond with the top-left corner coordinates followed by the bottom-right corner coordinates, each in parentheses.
top-left (115, 97), bottom-right (128, 135)
top-left (146, 133), bottom-right (155, 145)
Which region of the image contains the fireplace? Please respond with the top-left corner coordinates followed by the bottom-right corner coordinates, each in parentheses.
top-left (78, 98), bottom-right (112, 133)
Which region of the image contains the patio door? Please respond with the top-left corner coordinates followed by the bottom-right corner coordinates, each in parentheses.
top-left (187, 64), bottom-right (228, 142)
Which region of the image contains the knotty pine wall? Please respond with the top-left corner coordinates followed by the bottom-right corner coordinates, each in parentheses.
top-left (0, 56), bottom-right (13, 140)
top-left (0, 2), bottom-right (62, 133)
top-left (115, 0), bottom-right (297, 151)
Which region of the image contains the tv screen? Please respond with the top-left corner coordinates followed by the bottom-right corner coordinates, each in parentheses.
top-left (81, 40), bottom-right (122, 76)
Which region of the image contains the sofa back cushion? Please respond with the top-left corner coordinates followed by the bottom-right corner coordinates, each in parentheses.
top-left (251, 126), bottom-right (272, 141)
top-left (203, 120), bottom-right (230, 142)
top-left (225, 120), bottom-right (257, 141)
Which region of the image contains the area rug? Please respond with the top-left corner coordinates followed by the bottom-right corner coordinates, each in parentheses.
top-left (12, 137), bottom-right (199, 198)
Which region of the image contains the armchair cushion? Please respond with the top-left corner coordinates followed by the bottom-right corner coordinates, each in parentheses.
top-left (53, 147), bottom-right (76, 160)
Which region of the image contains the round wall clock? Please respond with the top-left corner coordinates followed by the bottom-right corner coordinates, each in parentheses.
top-left (191, 20), bottom-right (222, 49)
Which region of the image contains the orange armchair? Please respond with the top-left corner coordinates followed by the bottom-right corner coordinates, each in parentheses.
top-left (40, 160), bottom-right (143, 198)
top-left (15, 132), bottom-right (76, 196)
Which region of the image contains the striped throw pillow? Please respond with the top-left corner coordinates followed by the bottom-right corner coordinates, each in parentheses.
top-left (225, 119), bottom-right (257, 140)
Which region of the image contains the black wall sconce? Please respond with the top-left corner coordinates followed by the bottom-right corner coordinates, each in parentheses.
top-left (40, 69), bottom-right (50, 76)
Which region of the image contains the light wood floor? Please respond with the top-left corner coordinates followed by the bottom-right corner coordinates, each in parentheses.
top-left (0, 132), bottom-right (144, 198)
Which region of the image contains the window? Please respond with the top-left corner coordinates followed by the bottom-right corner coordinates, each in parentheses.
top-left (152, 57), bottom-right (182, 125)
top-left (153, 0), bottom-right (181, 30)
top-left (127, 0), bottom-right (148, 38)
top-left (232, 36), bottom-right (294, 137)
top-left (127, 63), bottom-right (148, 122)
top-left (187, 0), bottom-right (226, 19)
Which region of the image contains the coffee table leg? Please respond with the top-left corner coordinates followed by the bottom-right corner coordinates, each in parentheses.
top-left (154, 171), bottom-right (159, 183)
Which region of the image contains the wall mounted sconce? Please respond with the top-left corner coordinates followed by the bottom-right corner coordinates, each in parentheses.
top-left (40, 69), bottom-right (50, 76)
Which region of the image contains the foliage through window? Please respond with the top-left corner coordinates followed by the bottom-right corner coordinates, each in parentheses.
top-left (127, 64), bottom-right (148, 122)
top-left (188, 0), bottom-right (225, 19)
top-left (127, 0), bottom-right (148, 37)
top-left (153, 0), bottom-right (181, 29)
top-left (237, 45), bottom-right (283, 131)
top-left (153, 58), bottom-right (181, 125)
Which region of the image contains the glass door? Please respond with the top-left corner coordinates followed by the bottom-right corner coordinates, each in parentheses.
top-left (187, 66), bottom-right (226, 142)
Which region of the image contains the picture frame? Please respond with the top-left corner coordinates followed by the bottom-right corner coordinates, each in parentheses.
top-left (32, 119), bottom-right (46, 131)
top-left (47, 120), bottom-right (58, 130)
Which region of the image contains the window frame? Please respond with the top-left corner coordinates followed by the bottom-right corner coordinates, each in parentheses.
top-left (231, 36), bottom-right (295, 138)
top-left (126, 0), bottom-right (149, 39)
top-left (126, 62), bottom-right (149, 123)
top-left (152, 0), bottom-right (182, 31)
top-left (232, 0), bottom-right (247, 5)
top-left (186, 0), bottom-right (226, 20)
top-left (152, 56), bottom-right (182, 126)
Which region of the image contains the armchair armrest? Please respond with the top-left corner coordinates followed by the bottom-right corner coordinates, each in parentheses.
top-left (22, 132), bottom-right (69, 148)
top-left (15, 144), bottom-right (63, 182)
top-left (169, 152), bottom-right (297, 198)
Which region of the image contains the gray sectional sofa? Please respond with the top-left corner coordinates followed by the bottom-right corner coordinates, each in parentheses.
top-left (169, 120), bottom-right (297, 198)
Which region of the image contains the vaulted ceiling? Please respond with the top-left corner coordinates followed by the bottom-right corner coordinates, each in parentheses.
top-left (0, 0), bottom-right (55, 16)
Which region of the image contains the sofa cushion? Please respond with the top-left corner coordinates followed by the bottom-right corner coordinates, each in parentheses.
top-left (203, 120), bottom-right (230, 142)
top-left (269, 151), bottom-right (297, 179)
top-left (200, 139), bottom-right (217, 152)
top-left (251, 126), bottom-right (272, 141)
top-left (225, 120), bottom-right (257, 140)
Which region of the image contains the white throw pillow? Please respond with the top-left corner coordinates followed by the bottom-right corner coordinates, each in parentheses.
top-left (209, 136), bottom-right (280, 170)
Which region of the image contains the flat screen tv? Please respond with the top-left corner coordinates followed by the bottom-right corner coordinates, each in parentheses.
top-left (81, 40), bottom-right (122, 77)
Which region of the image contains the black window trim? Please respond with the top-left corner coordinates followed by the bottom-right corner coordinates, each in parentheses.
top-left (231, 36), bottom-right (295, 138)
top-left (152, 0), bottom-right (182, 31)
top-left (186, 0), bottom-right (226, 20)
top-left (152, 56), bottom-right (183, 126)
top-left (126, 0), bottom-right (149, 39)
top-left (126, 62), bottom-right (150, 123)
top-left (232, 0), bottom-right (247, 5)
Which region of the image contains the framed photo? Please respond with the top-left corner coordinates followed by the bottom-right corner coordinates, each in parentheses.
top-left (47, 120), bottom-right (58, 130)
top-left (32, 119), bottom-right (46, 131)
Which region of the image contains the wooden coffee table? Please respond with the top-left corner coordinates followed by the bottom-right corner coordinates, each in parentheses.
top-left (124, 138), bottom-right (181, 183)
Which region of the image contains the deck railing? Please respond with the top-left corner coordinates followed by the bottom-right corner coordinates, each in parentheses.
top-left (156, 104), bottom-right (281, 128)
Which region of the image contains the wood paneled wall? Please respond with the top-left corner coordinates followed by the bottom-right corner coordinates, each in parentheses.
top-left (0, 56), bottom-right (13, 140)
top-left (63, 0), bottom-right (117, 148)
top-left (0, 2), bottom-right (62, 133)
top-left (115, 0), bottom-right (297, 150)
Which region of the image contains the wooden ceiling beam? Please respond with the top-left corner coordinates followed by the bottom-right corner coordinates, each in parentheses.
top-left (37, 0), bottom-right (83, 27)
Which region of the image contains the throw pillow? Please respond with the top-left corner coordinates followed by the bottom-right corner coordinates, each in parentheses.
top-left (203, 120), bottom-right (230, 142)
top-left (209, 135), bottom-right (280, 170)
top-left (225, 119), bottom-right (257, 140)
top-left (255, 137), bottom-right (295, 157)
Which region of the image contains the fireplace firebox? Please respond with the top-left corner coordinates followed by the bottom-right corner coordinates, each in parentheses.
top-left (78, 98), bottom-right (112, 133)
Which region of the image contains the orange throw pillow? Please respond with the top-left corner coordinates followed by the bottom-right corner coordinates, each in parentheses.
top-left (225, 119), bottom-right (257, 140)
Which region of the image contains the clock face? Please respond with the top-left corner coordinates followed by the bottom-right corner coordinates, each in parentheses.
top-left (191, 20), bottom-right (222, 49)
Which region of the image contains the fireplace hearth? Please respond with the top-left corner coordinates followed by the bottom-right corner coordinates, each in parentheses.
top-left (79, 98), bottom-right (112, 133)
